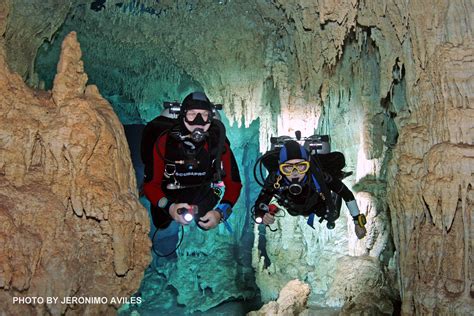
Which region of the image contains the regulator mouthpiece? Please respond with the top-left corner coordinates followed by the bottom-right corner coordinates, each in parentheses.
top-left (288, 178), bottom-right (303, 195)
top-left (288, 183), bottom-right (303, 195)
top-left (191, 128), bottom-right (207, 142)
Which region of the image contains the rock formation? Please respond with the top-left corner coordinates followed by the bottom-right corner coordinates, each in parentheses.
top-left (252, 1), bottom-right (473, 314)
top-left (0, 22), bottom-right (150, 315)
top-left (327, 256), bottom-right (399, 315)
top-left (247, 279), bottom-right (311, 316)
top-left (1, 0), bottom-right (472, 314)
top-left (388, 52), bottom-right (474, 314)
top-left (3, 0), bottom-right (74, 82)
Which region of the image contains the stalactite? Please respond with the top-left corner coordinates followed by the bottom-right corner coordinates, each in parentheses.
top-left (2, 0), bottom-right (472, 314)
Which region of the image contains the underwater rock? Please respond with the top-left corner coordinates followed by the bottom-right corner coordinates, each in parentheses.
top-left (0, 31), bottom-right (150, 314)
top-left (1, 0), bottom-right (472, 314)
top-left (262, 1), bottom-right (473, 314)
top-left (3, 0), bottom-right (71, 81)
top-left (386, 21), bottom-right (474, 316)
top-left (52, 32), bottom-right (88, 106)
top-left (326, 256), bottom-right (398, 315)
top-left (247, 279), bottom-right (310, 316)
top-left (252, 211), bottom-right (351, 307)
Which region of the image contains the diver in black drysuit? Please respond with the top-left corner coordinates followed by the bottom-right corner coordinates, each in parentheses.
top-left (253, 140), bottom-right (366, 239)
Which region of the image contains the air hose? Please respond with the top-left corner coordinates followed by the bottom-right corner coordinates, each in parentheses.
top-left (212, 119), bottom-right (226, 182)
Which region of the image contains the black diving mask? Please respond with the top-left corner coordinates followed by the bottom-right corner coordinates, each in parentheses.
top-left (185, 112), bottom-right (211, 126)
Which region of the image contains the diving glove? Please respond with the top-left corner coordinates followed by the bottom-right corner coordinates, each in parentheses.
top-left (352, 214), bottom-right (367, 239)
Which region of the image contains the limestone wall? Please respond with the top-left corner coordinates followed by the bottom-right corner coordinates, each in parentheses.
top-left (251, 0), bottom-right (473, 313)
top-left (1, 0), bottom-right (472, 314)
top-left (0, 23), bottom-right (150, 315)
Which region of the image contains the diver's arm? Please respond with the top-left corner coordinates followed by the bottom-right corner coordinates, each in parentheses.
top-left (326, 174), bottom-right (366, 238)
top-left (220, 142), bottom-right (242, 207)
top-left (325, 174), bottom-right (360, 217)
top-left (206, 143), bottom-right (241, 229)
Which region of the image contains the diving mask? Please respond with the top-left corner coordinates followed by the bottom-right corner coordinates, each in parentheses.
top-left (279, 161), bottom-right (310, 176)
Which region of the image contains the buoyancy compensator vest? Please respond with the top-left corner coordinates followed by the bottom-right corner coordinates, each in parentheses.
top-left (140, 98), bottom-right (228, 185)
top-left (253, 131), bottom-right (347, 228)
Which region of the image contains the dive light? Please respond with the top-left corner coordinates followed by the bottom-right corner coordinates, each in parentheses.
top-left (177, 205), bottom-right (198, 223)
top-left (255, 203), bottom-right (279, 224)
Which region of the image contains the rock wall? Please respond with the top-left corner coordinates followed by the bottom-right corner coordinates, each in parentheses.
top-left (3, 0), bottom-right (76, 81)
top-left (0, 24), bottom-right (150, 316)
top-left (387, 40), bottom-right (474, 315)
top-left (252, 0), bottom-right (473, 314)
top-left (2, 0), bottom-right (473, 314)
top-left (327, 256), bottom-right (398, 315)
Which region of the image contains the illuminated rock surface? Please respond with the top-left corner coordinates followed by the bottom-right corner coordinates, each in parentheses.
top-left (0, 19), bottom-right (150, 315)
top-left (1, 0), bottom-right (473, 314)
top-left (248, 279), bottom-right (311, 316)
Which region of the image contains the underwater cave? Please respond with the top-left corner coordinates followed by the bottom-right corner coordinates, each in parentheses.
top-left (0, 0), bottom-right (473, 315)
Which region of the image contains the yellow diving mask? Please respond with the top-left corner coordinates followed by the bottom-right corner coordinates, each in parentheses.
top-left (279, 161), bottom-right (310, 176)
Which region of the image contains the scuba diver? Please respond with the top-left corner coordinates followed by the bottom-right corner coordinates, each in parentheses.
top-left (142, 92), bottom-right (242, 233)
top-left (253, 137), bottom-right (367, 239)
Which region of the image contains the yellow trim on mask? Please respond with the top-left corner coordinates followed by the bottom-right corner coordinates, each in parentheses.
top-left (279, 161), bottom-right (310, 176)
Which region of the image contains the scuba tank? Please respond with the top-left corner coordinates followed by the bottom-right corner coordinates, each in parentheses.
top-left (140, 111), bottom-right (176, 183)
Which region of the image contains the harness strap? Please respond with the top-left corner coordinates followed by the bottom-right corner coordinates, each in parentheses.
top-left (307, 171), bottom-right (334, 228)
top-left (307, 214), bottom-right (316, 228)
top-left (309, 158), bottom-right (335, 213)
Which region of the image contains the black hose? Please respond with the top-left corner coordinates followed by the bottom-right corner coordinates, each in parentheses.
top-left (253, 156), bottom-right (265, 187)
top-left (253, 151), bottom-right (278, 187)
top-left (211, 119), bottom-right (226, 182)
top-left (309, 156), bottom-right (335, 214)
top-left (154, 125), bottom-right (180, 164)
top-left (151, 222), bottom-right (185, 257)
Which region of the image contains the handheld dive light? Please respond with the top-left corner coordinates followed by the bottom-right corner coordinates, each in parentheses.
top-left (177, 205), bottom-right (198, 223)
top-left (355, 214), bottom-right (367, 227)
top-left (255, 203), bottom-right (279, 224)
top-left (268, 204), bottom-right (278, 216)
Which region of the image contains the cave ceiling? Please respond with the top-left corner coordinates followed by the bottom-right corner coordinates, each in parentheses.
top-left (6, 0), bottom-right (285, 123)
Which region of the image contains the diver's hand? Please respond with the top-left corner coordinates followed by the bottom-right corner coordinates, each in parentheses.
top-left (354, 222), bottom-right (367, 239)
top-left (198, 210), bottom-right (222, 229)
top-left (353, 214), bottom-right (367, 239)
top-left (169, 203), bottom-right (191, 225)
top-left (262, 213), bottom-right (275, 225)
